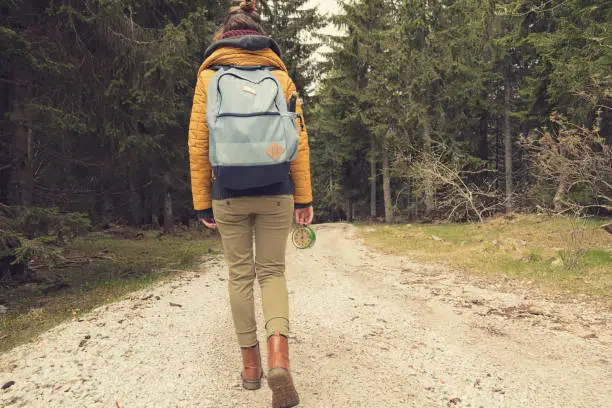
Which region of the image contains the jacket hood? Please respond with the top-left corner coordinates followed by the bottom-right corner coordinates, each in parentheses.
top-left (198, 36), bottom-right (286, 75)
top-left (204, 36), bottom-right (282, 60)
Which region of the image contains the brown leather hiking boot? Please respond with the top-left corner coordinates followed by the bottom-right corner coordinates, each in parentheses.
top-left (267, 331), bottom-right (299, 408)
top-left (240, 342), bottom-right (263, 390)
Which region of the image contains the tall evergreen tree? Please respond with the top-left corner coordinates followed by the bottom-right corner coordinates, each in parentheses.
top-left (260, 0), bottom-right (326, 98)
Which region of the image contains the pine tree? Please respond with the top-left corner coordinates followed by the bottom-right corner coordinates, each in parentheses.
top-left (260, 0), bottom-right (326, 98)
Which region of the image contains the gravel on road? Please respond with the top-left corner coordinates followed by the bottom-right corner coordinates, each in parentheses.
top-left (1, 223), bottom-right (610, 408)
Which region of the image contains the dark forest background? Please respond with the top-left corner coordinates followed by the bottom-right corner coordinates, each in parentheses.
top-left (1, 0), bottom-right (610, 229)
top-left (1, 0), bottom-right (324, 231)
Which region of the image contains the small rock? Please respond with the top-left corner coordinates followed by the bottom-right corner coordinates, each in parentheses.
top-left (155, 296), bottom-right (161, 300)
top-left (2, 381), bottom-right (15, 390)
top-left (448, 397), bottom-right (461, 405)
top-left (0, 305), bottom-right (7, 314)
top-left (432, 236), bottom-right (443, 241)
top-left (84, 335), bottom-right (91, 340)
top-left (142, 294), bottom-right (153, 301)
top-left (169, 302), bottom-right (183, 308)
top-left (527, 306), bottom-right (544, 316)
top-left (551, 258), bottom-right (564, 268)
top-left (78, 339), bottom-right (88, 348)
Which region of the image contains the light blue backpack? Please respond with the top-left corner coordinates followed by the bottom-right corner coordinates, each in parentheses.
top-left (206, 66), bottom-right (300, 190)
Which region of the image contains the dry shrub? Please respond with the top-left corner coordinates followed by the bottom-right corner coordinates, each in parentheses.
top-left (521, 113), bottom-right (612, 215)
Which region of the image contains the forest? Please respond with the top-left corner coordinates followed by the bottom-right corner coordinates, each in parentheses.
top-left (311, 0), bottom-right (611, 223)
top-left (1, 0), bottom-right (611, 278)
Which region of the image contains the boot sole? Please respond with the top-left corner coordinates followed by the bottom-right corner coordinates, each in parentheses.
top-left (242, 379), bottom-right (261, 390)
top-left (268, 368), bottom-right (299, 408)
top-left (241, 373), bottom-right (263, 390)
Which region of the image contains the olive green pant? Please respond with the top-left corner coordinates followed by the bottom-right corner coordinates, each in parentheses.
top-left (213, 195), bottom-right (294, 348)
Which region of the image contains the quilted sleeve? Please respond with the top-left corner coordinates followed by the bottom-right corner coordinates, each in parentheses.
top-left (188, 71), bottom-right (214, 211)
top-left (286, 78), bottom-right (313, 206)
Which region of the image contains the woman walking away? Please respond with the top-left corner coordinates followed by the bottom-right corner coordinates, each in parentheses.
top-left (188, 1), bottom-right (313, 407)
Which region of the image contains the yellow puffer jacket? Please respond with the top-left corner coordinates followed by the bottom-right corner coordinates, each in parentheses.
top-left (188, 39), bottom-right (313, 212)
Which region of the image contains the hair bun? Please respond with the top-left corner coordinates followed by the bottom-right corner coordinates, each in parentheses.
top-left (240, 0), bottom-right (256, 13)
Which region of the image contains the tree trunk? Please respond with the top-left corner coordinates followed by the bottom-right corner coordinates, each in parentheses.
top-left (478, 111), bottom-right (489, 161)
top-left (370, 136), bottom-right (377, 219)
top-left (151, 191), bottom-right (161, 229)
top-left (163, 173), bottom-right (174, 234)
top-left (504, 71), bottom-right (513, 213)
top-left (149, 176), bottom-right (160, 228)
top-left (13, 116), bottom-right (33, 206)
top-left (129, 166), bottom-right (142, 226)
top-left (382, 135), bottom-right (394, 223)
top-left (163, 192), bottom-right (173, 234)
top-left (25, 126), bottom-right (33, 205)
top-left (0, 70), bottom-right (12, 202)
top-left (423, 118), bottom-right (434, 217)
top-left (553, 178), bottom-right (567, 212)
top-left (345, 200), bottom-right (353, 222)
top-left (12, 78), bottom-right (33, 206)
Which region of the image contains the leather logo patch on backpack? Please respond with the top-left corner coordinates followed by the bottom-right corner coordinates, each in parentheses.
top-left (266, 142), bottom-right (285, 161)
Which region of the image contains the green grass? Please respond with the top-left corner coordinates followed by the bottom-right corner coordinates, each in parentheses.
top-left (361, 215), bottom-right (612, 304)
top-left (0, 229), bottom-right (220, 354)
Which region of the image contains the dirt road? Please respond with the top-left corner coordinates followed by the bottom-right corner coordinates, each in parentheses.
top-left (1, 224), bottom-right (610, 407)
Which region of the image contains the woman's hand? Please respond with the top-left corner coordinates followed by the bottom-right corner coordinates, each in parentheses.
top-left (200, 218), bottom-right (217, 229)
top-left (294, 206), bottom-right (314, 226)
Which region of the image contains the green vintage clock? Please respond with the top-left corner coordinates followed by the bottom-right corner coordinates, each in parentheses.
top-left (292, 226), bottom-right (316, 249)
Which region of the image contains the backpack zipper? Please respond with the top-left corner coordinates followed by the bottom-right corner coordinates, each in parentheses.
top-left (217, 112), bottom-right (281, 118)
